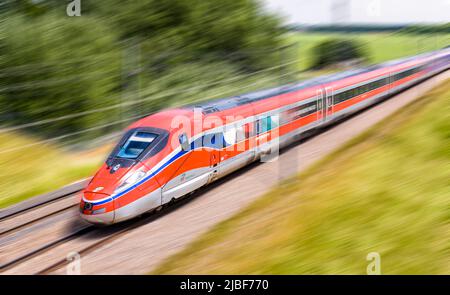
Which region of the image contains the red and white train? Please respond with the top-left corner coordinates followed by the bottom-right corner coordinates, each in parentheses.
top-left (80, 48), bottom-right (450, 225)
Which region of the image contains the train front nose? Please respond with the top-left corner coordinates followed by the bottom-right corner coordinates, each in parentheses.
top-left (80, 192), bottom-right (115, 225)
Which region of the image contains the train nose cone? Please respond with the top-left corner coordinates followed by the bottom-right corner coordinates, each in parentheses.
top-left (80, 208), bottom-right (114, 225)
top-left (80, 193), bottom-right (115, 225)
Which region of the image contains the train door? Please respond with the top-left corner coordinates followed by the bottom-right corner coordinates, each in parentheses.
top-left (210, 148), bottom-right (220, 168)
top-left (161, 132), bottom-right (211, 202)
top-left (317, 87), bottom-right (333, 123)
top-left (325, 87), bottom-right (334, 119)
top-left (316, 89), bottom-right (325, 123)
top-left (388, 72), bottom-right (392, 94)
top-left (209, 135), bottom-right (220, 181)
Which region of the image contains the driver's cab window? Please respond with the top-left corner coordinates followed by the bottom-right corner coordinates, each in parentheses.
top-left (117, 132), bottom-right (158, 159)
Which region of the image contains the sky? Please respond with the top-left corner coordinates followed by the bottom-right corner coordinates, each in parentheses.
top-left (263, 0), bottom-right (450, 25)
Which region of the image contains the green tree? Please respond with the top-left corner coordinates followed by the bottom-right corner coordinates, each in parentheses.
top-left (0, 14), bottom-right (121, 139)
top-left (311, 39), bottom-right (366, 69)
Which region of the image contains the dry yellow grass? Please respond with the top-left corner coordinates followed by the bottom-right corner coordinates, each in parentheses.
top-left (0, 132), bottom-right (110, 208)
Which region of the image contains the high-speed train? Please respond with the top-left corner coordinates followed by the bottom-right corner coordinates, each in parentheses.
top-left (80, 48), bottom-right (450, 225)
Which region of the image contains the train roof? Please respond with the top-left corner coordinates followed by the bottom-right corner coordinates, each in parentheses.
top-left (129, 108), bottom-right (194, 130)
top-left (184, 49), bottom-right (447, 115)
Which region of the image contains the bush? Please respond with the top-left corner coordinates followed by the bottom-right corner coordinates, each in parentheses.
top-left (311, 38), bottom-right (366, 69)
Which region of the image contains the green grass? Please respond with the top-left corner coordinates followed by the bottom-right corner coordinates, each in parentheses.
top-left (0, 132), bottom-right (108, 208)
top-left (154, 79), bottom-right (450, 274)
top-left (288, 32), bottom-right (450, 70)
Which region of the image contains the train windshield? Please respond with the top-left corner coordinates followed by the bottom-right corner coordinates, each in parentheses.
top-left (116, 131), bottom-right (158, 159)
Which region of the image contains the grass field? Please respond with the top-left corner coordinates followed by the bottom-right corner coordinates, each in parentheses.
top-left (154, 79), bottom-right (450, 274)
top-left (0, 133), bottom-right (110, 208)
top-left (289, 32), bottom-right (450, 70)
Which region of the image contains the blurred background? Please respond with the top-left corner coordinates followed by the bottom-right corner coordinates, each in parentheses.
top-left (0, 0), bottom-right (448, 209)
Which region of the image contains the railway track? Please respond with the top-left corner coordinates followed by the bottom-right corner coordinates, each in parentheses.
top-left (0, 199), bottom-right (88, 271)
top-left (0, 181), bottom-right (88, 272)
top-left (1, 190), bottom-right (201, 274)
top-left (37, 194), bottom-right (195, 274)
top-left (0, 70), bottom-right (448, 274)
top-left (0, 179), bottom-right (89, 237)
top-left (0, 196), bottom-right (79, 237)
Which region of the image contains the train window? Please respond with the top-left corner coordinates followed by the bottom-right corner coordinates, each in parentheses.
top-left (256, 116), bottom-right (274, 134)
top-left (283, 101), bottom-right (316, 121)
top-left (256, 118), bottom-right (266, 134)
top-left (117, 132), bottom-right (158, 159)
top-left (393, 67), bottom-right (418, 82)
top-left (361, 85), bottom-right (366, 93)
top-left (106, 127), bottom-right (169, 166)
top-left (343, 90), bottom-right (350, 99)
top-left (270, 115), bottom-right (279, 129)
top-left (334, 90), bottom-right (348, 104)
top-left (333, 92), bottom-right (341, 103)
top-left (364, 84), bottom-right (370, 92)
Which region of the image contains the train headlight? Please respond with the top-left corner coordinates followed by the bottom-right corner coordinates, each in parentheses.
top-left (114, 169), bottom-right (147, 195)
